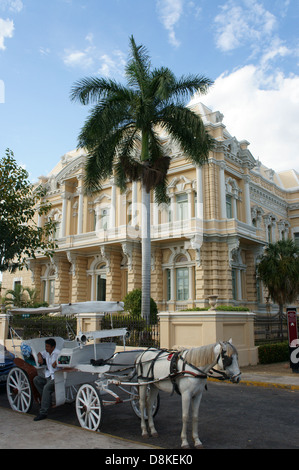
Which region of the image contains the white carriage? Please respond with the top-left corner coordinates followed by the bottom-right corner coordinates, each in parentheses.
top-left (6, 301), bottom-right (159, 431)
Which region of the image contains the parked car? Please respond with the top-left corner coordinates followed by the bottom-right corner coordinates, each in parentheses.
top-left (0, 347), bottom-right (15, 386)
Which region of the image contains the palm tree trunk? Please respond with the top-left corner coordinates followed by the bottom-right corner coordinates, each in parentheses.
top-left (141, 184), bottom-right (151, 325)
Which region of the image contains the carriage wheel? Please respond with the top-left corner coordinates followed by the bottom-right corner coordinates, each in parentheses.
top-left (6, 367), bottom-right (33, 413)
top-left (75, 383), bottom-right (103, 431)
top-left (130, 384), bottom-right (160, 420)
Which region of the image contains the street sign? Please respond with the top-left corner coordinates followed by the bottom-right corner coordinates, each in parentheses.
top-left (287, 308), bottom-right (298, 346)
top-left (287, 308), bottom-right (299, 372)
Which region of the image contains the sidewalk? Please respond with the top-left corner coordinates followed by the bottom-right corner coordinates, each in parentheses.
top-left (239, 361), bottom-right (299, 391)
top-left (0, 406), bottom-right (161, 449)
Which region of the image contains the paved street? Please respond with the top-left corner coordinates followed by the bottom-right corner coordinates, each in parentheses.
top-left (1, 380), bottom-right (299, 449)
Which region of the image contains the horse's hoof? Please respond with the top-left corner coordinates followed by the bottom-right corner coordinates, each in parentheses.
top-left (195, 444), bottom-right (204, 449)
top-left (151, 432), bottom-right (159, 438)
top-left (142, 434), bottom-right (149, 439)
top-left (181, 445), bottom-right (190, 449)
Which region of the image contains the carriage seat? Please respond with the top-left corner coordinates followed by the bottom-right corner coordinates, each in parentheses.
top-left (21, 337), bottom-right (77, 367)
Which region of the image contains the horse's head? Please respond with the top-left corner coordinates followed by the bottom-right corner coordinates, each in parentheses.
top-left (217, 339), bottom-right (241, 383)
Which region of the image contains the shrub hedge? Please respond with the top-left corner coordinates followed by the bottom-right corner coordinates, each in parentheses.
top-left (258, 341), bottom-right (289, 364)
top-left (185, 305), bottom-right (250, 312)
top-left (10, 315), bottom-right (77, 340)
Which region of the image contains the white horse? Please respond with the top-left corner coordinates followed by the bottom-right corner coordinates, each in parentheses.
top-left (135, 339), bottom-right (241, 449)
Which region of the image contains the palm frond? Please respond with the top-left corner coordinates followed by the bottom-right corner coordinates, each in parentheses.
top-left (170, 74), bottom-right (214, 100)
top-left (157, 104), bottom-right (214, 164)
top-left (70, 77), bottom-right (129, 105)
top-left (125, 35), bottom-right (151, 91)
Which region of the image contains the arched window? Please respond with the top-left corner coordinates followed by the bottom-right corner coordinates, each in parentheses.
top-left (163, 250), bottom-right (194, 306)
top-left (95, 263), bottom-right (106, 301)
top-left (41, 268), bottom-right (56, 306)
top-left (87, 259), bottom-right (107, 301)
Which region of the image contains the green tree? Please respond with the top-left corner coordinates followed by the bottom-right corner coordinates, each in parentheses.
top-left (257, 239), bottom-right (299, 340)
top-left (4, 284), bottom-right (27, 307)
top-left (0, 149), bottom-right (57, 273)
top-left (71, 36), bottom-right (213, 323)
top-left (123, 288), bottom-right (158, 323)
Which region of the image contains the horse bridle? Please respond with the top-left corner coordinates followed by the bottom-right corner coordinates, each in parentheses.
top-left (215, 342), bottom-right (241, 381)
top-left (177, 342), bottom-right (241, 382)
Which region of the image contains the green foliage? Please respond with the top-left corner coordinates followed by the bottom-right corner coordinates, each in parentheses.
top-left (258, 342), bottom-right (289, 364)
top-left (184, 305), bottom-right (250, 312)
top-left (9, 315), bottom-right (77, 340)
top-left (4, 285), bottom-right (44, 308)
top-left (0, 149), bottom-right (57, 273)
top-left (216, 305), bottom-right (250, 311)
top-left (123, 289), bottom-right (158, 323)
top-left (71, 35), bottom-right (214, 205)
top-left (257, 240), bottom-right (299, 311)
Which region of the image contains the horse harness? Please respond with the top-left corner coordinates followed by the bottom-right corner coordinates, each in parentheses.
top-left (136, 346), bottom-right (234, 396)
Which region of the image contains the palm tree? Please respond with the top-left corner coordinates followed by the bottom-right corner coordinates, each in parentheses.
top-left (4, 284), bottom-right (27, 308)
top-left (257, 239), bottom-right (299, 340)
top-left (71, 35), bottom-right (214, 323)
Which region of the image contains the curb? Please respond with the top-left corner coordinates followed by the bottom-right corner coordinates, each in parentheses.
top-left (208, 376), bottom-right (299, 391)
top-left (238, 379), bottom-right (299, 392)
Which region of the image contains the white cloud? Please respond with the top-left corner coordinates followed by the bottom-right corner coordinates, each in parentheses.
top-left (0, 17), bottom-right (14, 50)
top-left (63, 49), bottom-right (94, 69)
top-left (214, 0), bottom-right (277, 52)
top-left (63, 34), bottom-right (126, 77)
top-left (156, 0), bottom-right (183, 47)
top-left (0, 0), bottom-right (23, 13)
top-left (197, 65), bottom-right (299, 172)
top-left (97, 50), bottom-right (126, 77)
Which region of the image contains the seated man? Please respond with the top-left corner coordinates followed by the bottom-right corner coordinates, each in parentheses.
top-left (33, 338), bottom-right (60, 421)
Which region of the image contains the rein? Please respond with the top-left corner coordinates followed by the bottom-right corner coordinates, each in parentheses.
top-left (173, 353), bottom-right (232, 382)
top-left (136, 347), bottom-right (235, 394)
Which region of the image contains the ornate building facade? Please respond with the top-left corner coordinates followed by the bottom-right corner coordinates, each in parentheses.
top-left (3, 102), bottom-right (299, 313)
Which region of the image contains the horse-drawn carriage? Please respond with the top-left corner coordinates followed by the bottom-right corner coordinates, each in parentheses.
top-left (6, 301), bottom-right (241, 449)
top-left (6, 301), bottom-right (159, 431)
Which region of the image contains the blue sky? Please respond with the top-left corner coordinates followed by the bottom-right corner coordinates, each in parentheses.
top-left (0, 0), bottom-right (298, 182)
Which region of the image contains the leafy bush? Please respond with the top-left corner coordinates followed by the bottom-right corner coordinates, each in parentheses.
top-left (10, 315), bottom-right (76, 340)
top-left (123, 289), bottom-right (158, 323)
top-left (258, 342), bottom-right (289, 364)
top-left (216, 305), bottom-right (250, 311)
top-left (184, 305), bottom-right (250, 312)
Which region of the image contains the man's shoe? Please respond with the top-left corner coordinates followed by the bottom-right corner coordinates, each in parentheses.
top-left (33, 414), bottom-right (47, 421)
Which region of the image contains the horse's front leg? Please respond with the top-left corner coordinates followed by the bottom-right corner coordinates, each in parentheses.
top-left (139, 383), bottom-right (148, 438)
top-left (191, 388), bottom-right (204, 449)
top-left (180, 391), bottom-right (191, 449)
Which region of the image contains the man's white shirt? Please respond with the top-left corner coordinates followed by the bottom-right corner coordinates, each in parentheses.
top-left (41, 348), bottom-right (60, 379)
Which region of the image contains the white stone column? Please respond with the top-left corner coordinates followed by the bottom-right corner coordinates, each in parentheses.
top-left (196, 166), bottom-right (203, 219)
top-left (219, 162), bottom-right (226, 219)
top-left (61, 193), bottom-right (68, 238)
top-left (170, 194), bottom-right (175, 222)
top-left (77, 179), bottom-right (84, 235)
top-left (109, 181), bottom-right (116, 229)
top-left (243, 175), bottom-right (252, 225)
top-left (131, 181), bottom-right (138, 226)
top-left (187, 190), bottom-right (192, 221)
